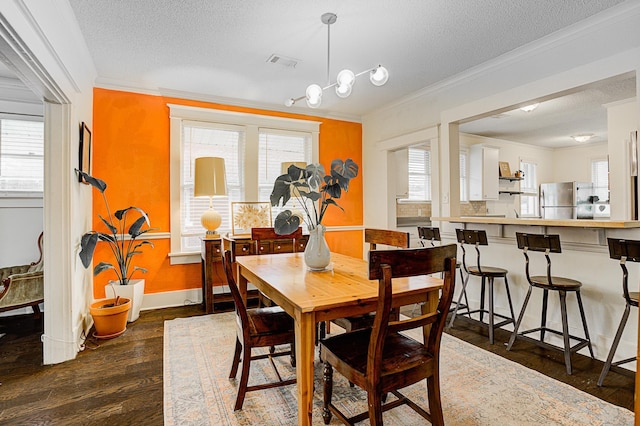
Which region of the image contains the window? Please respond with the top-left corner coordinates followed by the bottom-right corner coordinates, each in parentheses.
top-left (591, 158), bottom-right (609, 202)
top-left (0, 118), bottom-right (44, 194)
top-left (459, 149), bottom-right (468, 202)
top-left (519, 160), bottom-right (538, 217)
top-left (169, 105), bottom-right (319, 262)
top-left (407, 147), bottom-right (430, 200)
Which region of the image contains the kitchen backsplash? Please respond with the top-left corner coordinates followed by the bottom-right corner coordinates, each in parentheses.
top-left (396, 201), bottom-right (487, 217)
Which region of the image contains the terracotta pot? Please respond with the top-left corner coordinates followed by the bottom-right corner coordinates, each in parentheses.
top-left (89, 297), bottom-right (131, 339)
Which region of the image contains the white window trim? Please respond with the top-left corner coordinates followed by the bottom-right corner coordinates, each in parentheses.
top-left (168, 104), bottom-right (320, 264)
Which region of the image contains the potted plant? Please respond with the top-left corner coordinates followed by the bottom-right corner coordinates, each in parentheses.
top-left (76, 169), bottom-right (156, 328)
top-left (270, 158), bottom-right (359, 270)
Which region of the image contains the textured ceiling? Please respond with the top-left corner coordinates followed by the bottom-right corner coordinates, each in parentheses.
top-left (60, 1), bottom-right (636, 147)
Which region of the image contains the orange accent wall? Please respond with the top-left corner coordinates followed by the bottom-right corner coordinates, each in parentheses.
top-left (92, 88), bottom-right (363, 297)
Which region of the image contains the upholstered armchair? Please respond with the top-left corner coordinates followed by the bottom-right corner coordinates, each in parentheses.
top-left (0, 232), bottom-right (44, 317)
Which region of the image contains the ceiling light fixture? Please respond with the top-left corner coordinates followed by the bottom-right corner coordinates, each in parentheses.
top-left (284, 12), bottom-right (389, 109)
top-left (519, 103), bottom-right (539, 112)
top-left (571, 133), bottom-right (594, 143)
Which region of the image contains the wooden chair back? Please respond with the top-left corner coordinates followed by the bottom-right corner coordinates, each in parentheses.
top-left (364, 228), bottom-right (410, 250)
top-left (222, 250), bottom-right (250, 341)
top-left (367, 244), bottom-right (457, 375)
top-left (516, 232), bottom-right (561, 286)
top-left (607, 238), bottom-right (640, 306)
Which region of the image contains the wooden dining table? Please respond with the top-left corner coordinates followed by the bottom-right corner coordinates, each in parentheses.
top-left (235, 251), bottom-right (444, 426)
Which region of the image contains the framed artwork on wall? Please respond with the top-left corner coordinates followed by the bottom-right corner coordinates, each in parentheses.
top-left (78, 122), bottom-right (92, 183)
top-left (231, 202), bottom-right (272, 236)
top-left (498, 161), bottom-right (511, 177)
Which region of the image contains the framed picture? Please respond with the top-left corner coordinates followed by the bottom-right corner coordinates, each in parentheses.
top-left (231, 202), bottom-right (272, 236)
top-left (78, 122), bottom-right (92, 183)
top-left (498, 161), bottom-right (511, 177)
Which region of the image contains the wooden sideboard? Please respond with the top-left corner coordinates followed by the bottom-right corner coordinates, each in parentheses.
top-left (200, 234), bottom-right (309, 313)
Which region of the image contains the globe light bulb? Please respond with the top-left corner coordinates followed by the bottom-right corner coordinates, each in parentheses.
top-left (335, 83), bottom-right (352, 98)
top-left (306, 84), bottom-right (323, 108)
top-left (336, 69), bottom-right (355, 87)
top-left (369, 66), bottom-right (389, 86)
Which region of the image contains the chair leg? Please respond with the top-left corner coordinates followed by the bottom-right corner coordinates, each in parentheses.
top-left (503, 275), bottom-right (516, 324)
top-left (234, 344), bottom-right (252, 410)
top-left (576, 291), bottom-right (595, 358)
top-left (559, 291), bottom-right (572, 375)
top-left (367, 388), bottom-right (384, 426)
top-left (322, 362), bottom-right (333, 425)
top-left (426, 374), bottom-right (445, 426)
top-left (290, 340), bottom-right (296, 367)
top-left (447, 272), bottom-right (470, 329)
top-left (507, 285), bottom-right (533, 350)
top-left (598, 303), bottom-right (631, 386)
top-left (488, 277), bottom-right (495, 344)
top-left (229, 338), bottom-right (242, 379)
top-left (540, 289), bottom-right (549, 341)
top-left (479, 277), bottom-right (486, 323)
top-left (459, 267), bottom-right (470, 317)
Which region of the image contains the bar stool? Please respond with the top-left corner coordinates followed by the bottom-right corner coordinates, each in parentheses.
top-left (597, 238), bottom-right (640, 386)
top-left (448, 229), bottom-right (516, 344)
top-left (506, 232), bottom-right (594, 375)
top-left (418, 226), bottom-right (469, 316)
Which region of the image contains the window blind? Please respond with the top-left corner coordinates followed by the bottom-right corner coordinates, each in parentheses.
top-left (0, 119), bottom-right (44, 192)
top-left (258, 129), bottom-right (312, 230)
top-left (519, 160), bottom-right (538, 216)
top-left (407, 147), bottom-right (430, 201)
top-left (181, 122), bottom-right (245, 251)
top-left (591, 159), bottom-right (609, 202)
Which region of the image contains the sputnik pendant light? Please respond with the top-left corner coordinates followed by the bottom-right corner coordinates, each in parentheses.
top-left (285, 12), bottom-right (389, 108)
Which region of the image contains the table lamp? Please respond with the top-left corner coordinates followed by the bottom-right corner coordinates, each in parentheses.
top-left (194, 157), bottom-right (227, 238)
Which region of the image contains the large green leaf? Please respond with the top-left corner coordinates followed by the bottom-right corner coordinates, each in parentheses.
top-left (270, 174), bottom-right (293, 207)
top-left (75, 169), bottom-right (107, 192)
top-left (273, 210), bottom-right (301, 235)
top-left (79, 233), bottom-right (99, 268)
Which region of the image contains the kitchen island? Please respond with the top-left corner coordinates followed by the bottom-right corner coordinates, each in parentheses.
top-left (429, 216), bottom-right (640, 373)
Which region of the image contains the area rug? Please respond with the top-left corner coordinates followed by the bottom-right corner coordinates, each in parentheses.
top-left (164, 313), bottom-right (633, 425)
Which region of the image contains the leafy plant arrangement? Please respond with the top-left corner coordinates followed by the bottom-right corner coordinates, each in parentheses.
top-left (76, 169), bottom-right (156, 285)
top-left (269, 158), bottom-right (359, 235)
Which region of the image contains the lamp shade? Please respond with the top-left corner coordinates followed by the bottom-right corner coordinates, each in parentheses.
top-left (194, 157), bottom-right (227, 197)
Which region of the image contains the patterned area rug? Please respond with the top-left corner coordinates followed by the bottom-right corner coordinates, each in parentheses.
top-left (164, 313), bottom-right (633, 425)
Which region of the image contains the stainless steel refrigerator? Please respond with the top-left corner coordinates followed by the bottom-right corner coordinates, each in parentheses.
top-left (539, 182), bottom-right (595, 219)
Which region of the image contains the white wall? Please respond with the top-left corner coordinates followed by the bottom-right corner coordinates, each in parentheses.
top-left (0, 0), bottom-right (97, 364)
top-left (551, 142), bottom-right (608, 183)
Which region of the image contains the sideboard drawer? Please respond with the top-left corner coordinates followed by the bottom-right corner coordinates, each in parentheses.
top-left (271, 240), bottom-right (295, 254)
top-left (234, 242), bottom-right (254, 257)
top-left (256, 241), bottom-right (271, 254)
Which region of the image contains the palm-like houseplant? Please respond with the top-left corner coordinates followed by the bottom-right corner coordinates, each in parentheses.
top-left (76, 169), bottom-right (155, 328)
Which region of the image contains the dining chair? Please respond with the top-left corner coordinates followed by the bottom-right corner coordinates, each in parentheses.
top-left (330, 228), bottom-right (410, 334)
top-left (222, 250), bottom-right (296, 411)
top-left (319, 244), bottom-right (457, 425)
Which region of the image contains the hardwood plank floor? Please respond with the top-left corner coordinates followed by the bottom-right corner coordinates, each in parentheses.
top-left (0, 303), bottom-right (634, 425)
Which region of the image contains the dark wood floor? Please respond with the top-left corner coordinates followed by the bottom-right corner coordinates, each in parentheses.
top-left (0, 303), bottom-right (635, 425)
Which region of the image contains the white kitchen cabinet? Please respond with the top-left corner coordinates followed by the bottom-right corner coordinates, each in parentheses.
top-left (469, 145), bottom-right (499, 200)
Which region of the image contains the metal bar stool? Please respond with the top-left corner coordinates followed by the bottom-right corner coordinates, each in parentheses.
top-left (448, 229), bottom-right (516, 344)
top-left (597, 238), bottom-right (639, 386)
top-left (507, 232), bottom-right (594, 375)
top-left (418, 226), bottom-right (469, 316)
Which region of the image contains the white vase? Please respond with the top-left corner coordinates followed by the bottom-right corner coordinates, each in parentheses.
top-left (105, 279), bottom-right (145, 322)
top-left (304, 224), bottom-right (331, 270)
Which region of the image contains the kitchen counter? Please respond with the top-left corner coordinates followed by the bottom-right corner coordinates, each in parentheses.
top-left (431, 216), bottom-right (640, 229)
